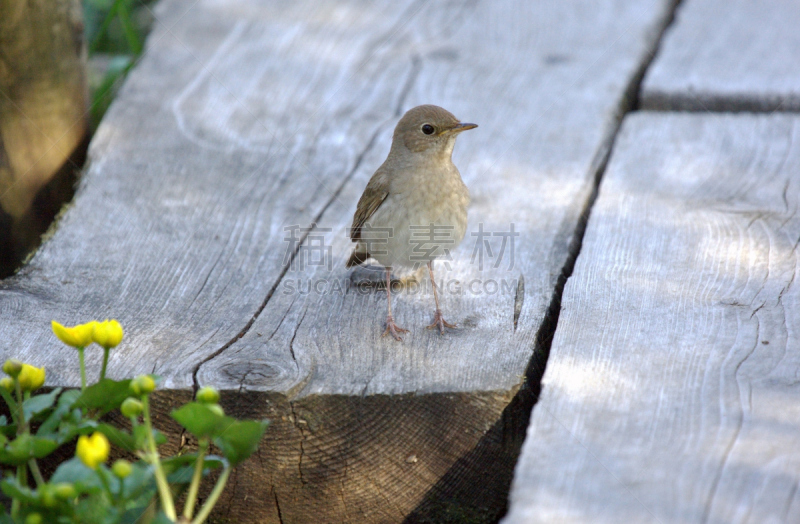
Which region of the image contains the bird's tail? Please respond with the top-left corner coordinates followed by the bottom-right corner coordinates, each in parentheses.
top-left (346, 245), bottom-right (369, 268)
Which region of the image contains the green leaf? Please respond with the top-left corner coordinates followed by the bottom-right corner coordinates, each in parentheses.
top-left (95, 423), bottom-right (136, 452)
top-left (50, 457), bottom-right (103, 493)
top-left (73, 379), bottom-right (132, 415)
top-left (151, 512), bottom-right (174, 524)
top-left (0, 423), bottom-right (15, 439)
top-left (117, 462), bottom-right (155, 500)
top-left (0, 434), bottom-right (58, 465)
top-left (0, 477), bottom-right (39, 504)
top-left (37, 389), bottom-right (81, 436)
top-left (162, 454), bottom-right (226, 484)
top-left (23, 387), bottom-right (62, 420)
top-left (0, 388), bottom-right (16, 420)
top-left (131, 425), bottom-right (166, 450)
top-left (74, 493), bottom-right (118, 524)
top-left (170, 403), bottom-right (227, 438)
top-left (121, 504), bottom-right (158, 524)
top-left (161, 453), bottom-right (226, 474)
top-left (171, 403), bottom-right (268, 465)
top-left (214, 419), bottom-right (269, 466)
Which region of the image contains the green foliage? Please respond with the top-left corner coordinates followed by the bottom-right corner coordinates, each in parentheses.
top-left (84, 0), bottom-right (155, 130)
top-left (74, 379), bottom-right (132, 415)
top-left (0, 321), bottom-right (269, 523)
top-left (171, 404), bottom-right (269, 466)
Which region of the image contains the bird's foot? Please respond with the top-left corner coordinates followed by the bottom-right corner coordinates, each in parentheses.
top-left (426, 309), bottom-right (456, 334)
top-left (382, 316), bottom-right (409, 341)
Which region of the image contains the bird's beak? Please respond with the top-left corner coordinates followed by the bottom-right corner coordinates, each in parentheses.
top-left (449, 122), bottom-right (478, 133)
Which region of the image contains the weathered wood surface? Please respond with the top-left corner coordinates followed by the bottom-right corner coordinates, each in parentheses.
top-left (0, 0), bottom-right (673, 521)
top-left (503, 113), bottom-right (800, 523)
top-left (641, 0), bottom-right (800, 111)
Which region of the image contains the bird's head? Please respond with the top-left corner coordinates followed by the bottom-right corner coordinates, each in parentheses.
top-left (391, 105), bottom-right (477, 158)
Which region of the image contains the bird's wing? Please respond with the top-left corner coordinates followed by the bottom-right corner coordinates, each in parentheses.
top-left (350, 168), bottom-right (390, 241)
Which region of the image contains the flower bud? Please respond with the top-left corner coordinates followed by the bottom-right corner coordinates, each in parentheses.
top-left (92, 319), bottom-right (124, 350)
top-left (3, 359), bottom-right (23, 378)
top-left (0, 377), bottom-right (14, 392)
top-left (196, 386), bottom-right (220, 404)
top-left (208, 404), bottom-right (225, 417)
top-left (17, 364), bottom-right (45, 392)
top-left (121, 397), bottom-right (144, 418)
top-left (52, 320), bottom-right (95, 348)
top-left (76, 432), bottom-right (110, 470)
top-left (38, 485), bottom-right (56, 508)
top-left (112, 459), bottom-right (133, 479)
top-left (130, 375), bottom-right (156, 396)
top-left (53, 482), bottom-right (76, 500)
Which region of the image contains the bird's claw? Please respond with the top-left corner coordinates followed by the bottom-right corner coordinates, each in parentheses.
top-left (382, 316), bottom-right (409, 341)
top-left (426, 309), bottom-right (456, 334)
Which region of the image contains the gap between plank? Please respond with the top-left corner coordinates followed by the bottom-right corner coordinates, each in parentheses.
top-left (496, 5), bottom-right (688, 516)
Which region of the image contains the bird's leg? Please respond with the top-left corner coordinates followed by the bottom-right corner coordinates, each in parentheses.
top-left (382, 267), bottom-right (409, 341)
top-left (426, 260), bottom-right (456, 334)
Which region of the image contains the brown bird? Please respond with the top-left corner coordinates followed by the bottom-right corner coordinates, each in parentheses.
top-left (346, 105), bottom-right (476, 341)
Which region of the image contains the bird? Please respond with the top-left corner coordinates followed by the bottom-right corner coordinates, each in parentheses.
top-left (346, 105), bottom-right (476, 341)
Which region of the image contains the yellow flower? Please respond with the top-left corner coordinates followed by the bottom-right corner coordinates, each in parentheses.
top-left (92, 319), bottom-right (124, 349)
top-left (17, 364), bottom-right (45, 392)
top-left (52, 321), bottom-right (95, 348)
top-left (76, 432), bottom-right (110, 470)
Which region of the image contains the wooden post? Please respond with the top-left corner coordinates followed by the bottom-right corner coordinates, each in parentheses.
top-left (0, 0), bottom-right (88, 276)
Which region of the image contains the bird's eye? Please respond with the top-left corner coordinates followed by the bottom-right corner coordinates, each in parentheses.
top-left (421, 124), bottom-right (435, 135)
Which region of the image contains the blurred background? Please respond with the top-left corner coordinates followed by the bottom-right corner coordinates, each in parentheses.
top-left (0, 0), bottom-right (155, 277)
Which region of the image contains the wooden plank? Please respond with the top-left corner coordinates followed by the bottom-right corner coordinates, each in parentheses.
top-left (641, 0), bottom-right (800, 111)
top-left (503, 113), bottom-right (800, 523)
top-left (0, 0), bottom-right (672, 521)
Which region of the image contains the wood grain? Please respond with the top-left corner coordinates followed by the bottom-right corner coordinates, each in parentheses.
top-left (0, 0), bottom-right (671, 521)
top-left (503, 113), bottom-right (800, 524)
top-left (641, 0), bottom-right (800, 111)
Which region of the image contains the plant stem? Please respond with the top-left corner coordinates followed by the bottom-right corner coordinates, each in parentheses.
top-left (15, 380), bottom-right (25, 432)
top-left (28, 459), bottom-right (45, 486)
top-left (11, 380), bottom-right (26, 518)
top-left (100, 348), bottom-right (109, 381)
top-left (191, 467), bottom-right (230, 524)
top-left (143, 396), bottom-right (177, 520)
top-left (11, 464), bottom-right (24, 517)
top-left (183, 439), bottom-right (209, 520)
top-left (90, 0), bottom-right (120, 53)
top-left (78, 347), bottom-right (87, 390)
top-left (96, 467), bottom-right (115, 504)
top-left (117, 474), bottom-right (126, 512)
top-left (116, 0), bottom-right (143, 54)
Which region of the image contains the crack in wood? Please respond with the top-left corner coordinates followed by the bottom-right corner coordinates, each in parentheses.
top-left (272, 488), bottom-right (285, 524)
top-left (513, 274), bottom-right (524, 331)
top-left (630, 0), bottom-right (684, 112)
top-left (190, 119), bottom-right (387, 392)
top-left (289, 401), bottom-right (308, 485)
